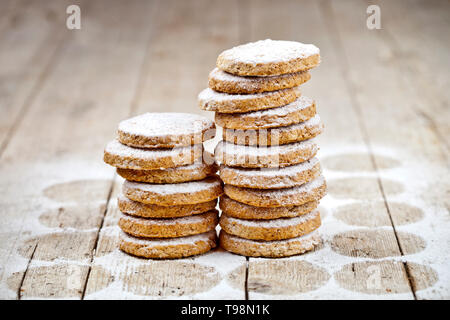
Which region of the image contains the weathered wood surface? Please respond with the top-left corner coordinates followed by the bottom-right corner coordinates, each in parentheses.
top-left (0, 0), bottom-right (448, 299)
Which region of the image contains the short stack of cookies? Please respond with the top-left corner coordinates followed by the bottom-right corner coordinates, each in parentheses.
top-left (103, 113), bottom-right (223, 259)
top-left (198, 39), bottom-right (327, 257)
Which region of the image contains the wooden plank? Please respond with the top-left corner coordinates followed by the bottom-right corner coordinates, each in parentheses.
top-left (0, 0), bottom-right (72, 155)
top-left (323, 0), bottom-right (449, 299)
top-left (0, 0), bottom-right (156, 299)
top-left (84, 0), bottom-right (247, 299)
top-left (378, 0), bottom-right (450, 152)
top-left (243, 0), bottom-right (417, 299)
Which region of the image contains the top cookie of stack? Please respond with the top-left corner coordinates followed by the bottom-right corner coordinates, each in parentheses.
top-left (198, 39), bottom-right (326, 258)
top-left (103, 112), bottom-right (223, 259)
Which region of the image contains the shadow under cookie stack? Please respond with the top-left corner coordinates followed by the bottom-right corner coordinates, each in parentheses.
top-left (103, 113), bottom-right (223, 259)
top-left (199, 39), bottom-right (327, 257)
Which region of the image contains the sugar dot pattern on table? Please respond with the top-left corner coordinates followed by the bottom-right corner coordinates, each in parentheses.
top-left (227, 260), bottom-right (329, 295)
top-left (331, 229), bottom-right (426, 259)
top-left (334, 261), bottom-right (438, 295)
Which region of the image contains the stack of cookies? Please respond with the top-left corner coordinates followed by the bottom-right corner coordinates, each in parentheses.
top-left (103, 113), bottom-right (223, 259)
top-left (198, 39), bottom-right (327, 257)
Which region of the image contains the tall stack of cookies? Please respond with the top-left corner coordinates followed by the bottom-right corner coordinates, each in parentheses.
top-left (103, 113), bottom-right (223, 259)
top-left (198, 40), bottom-right (327, 257)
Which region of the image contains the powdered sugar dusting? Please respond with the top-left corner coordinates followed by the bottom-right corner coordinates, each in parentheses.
top-left (120, 211), bottom-right (216, 226)
top-left (221, 157), bottom-right (319, 177)
top-left (276, 114), bottom-right (321, 132)
top-left (242, 175), bottom-right (325, 196)
top-left (118, 112), bottom-right (213, 137)
top-left (225, 114), bottom-right (322, 134)
top-left (226, 209), bottom-right (320, 228)
top-left (105, 139), bottom-right (200, 159)
top-left (227, 228), bottom-right (320, 245)
top-left (119, 230), bottom-right (216, 245)
top-left (123, 177), bottom-right (221, 195)
top-left (137, 157), bottom-right (213, 173)
top-left (198, 87), bottom-right (299, 103)
top-left (236, 96), bottom-right (314, 118)
top-left (216, 138), bottom-right (318, 157)
top-left (218, 39), bottom-right (320, 65)
top-left (210, 67), bottom-right (307, 86)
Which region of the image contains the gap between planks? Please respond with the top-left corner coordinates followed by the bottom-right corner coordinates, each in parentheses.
top-left (318, 0), bottom-right (418, 299)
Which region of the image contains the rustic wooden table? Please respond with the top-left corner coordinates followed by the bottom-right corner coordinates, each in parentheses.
top-left (0, 0), bottom-right (448, 300)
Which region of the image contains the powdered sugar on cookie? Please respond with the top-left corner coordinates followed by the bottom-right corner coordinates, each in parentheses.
top-left (234, 175), bottom-right (325, 196)
top-left (219, 39), bottom-right (319, 65)
top-left (120, 210), bottom-right (217, 226)
top-left (105, 139), bottom-right (200, 160)
top-left (216, 138), bottom-right (317, 157)
top-left (215, 96), bottom-right (316, 130)
top-left (119, 112), bottom-right (213, 138)
top-left (223, 228), bottom-right (320, 245)
top-left (123, 177), bottom-right (221, 196)
top-left (104, 139), bottom-right (203, 170)
top-left (217, 39), bottom-right (320, 76)
top-left (240, 96), bottom-right (314, 118)
top-left (224, 209), bottom-right (320, 228)
top-left (198, 86), bottom-right (301, 113)
top-left (120, 230), bottom-right (216, 246)
top-left (209, 67), bottom-right (311, 94)
top-left (221, 157), bottom-right (319, 177)
top-left (199, 87), bottom-right (299, 103)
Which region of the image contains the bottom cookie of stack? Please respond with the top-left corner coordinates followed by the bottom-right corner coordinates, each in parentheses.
top-left (218, 210), bottom-right (322, 257)
top-left (219, 230), bottom-right (321, 258)
top-left (120, 230), bottom-right (218, 259)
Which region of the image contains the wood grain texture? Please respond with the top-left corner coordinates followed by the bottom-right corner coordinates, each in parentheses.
top-left (0, 0), bottom-right (157, 299)
top-left (324, 0), bottom-right (449, 299)
top-left (0, 0), bottom-right (448, 299)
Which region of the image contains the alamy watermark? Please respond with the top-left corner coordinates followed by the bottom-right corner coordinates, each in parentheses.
top-left (66, 5), bottom-right (81, 30)
top-left (366, 5), bottom-right (381, 30)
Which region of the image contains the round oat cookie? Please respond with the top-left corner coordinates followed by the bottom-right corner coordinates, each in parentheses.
top-left (217, 39), bottom-right (320, 76)
top-left (220, 195), bottom-right (318, 220)
top-left (219, 229), bottom-right (321, 258)
top-left (223, 114), bottom-right (324, 146)
top-left (208, 67), bottom-right (311, 94)
top-left (119, 210), bottom-right (218, 238)
top-left (118, 194), bottom-right (217, 218)
top-left (219, 157), bottom-right (321, 189)
top-left (224, 175), bottom-right (326, 207)
top-left (198, 87), bottom-right (300, 114)
top-left (215, 139), bottom-right (318, 168)
top-left (122, 176), bottom-right (223, 206)
top-left (116, 154), bottom-right (218, 183)
top-left (104, 139), bottom-right (203, 170)
top-left (220, 209), bottom-right (321, 241)
top-left (118, 112), bottom-right (215, 149)
top-left (120, 230), bottom-right (217, 259)
top-left (215, 96), bottom-right (316, 130)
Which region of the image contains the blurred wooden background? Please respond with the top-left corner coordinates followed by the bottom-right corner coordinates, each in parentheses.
top-left (0, 0), bottom-right (448, 299)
